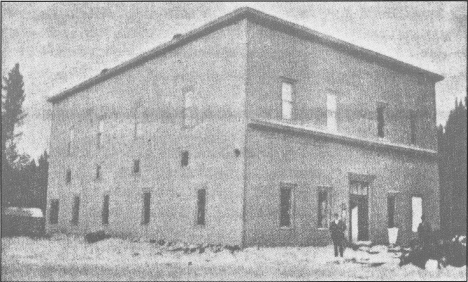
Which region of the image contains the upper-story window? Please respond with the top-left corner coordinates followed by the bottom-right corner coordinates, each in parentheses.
top-left (377, 104), bottom-right (386, 138)
top-left (183, 91), bottom-right (194, 127)
top-left (66, 169), bottom-right (72, 184)
top-left (97, 120), bottom-right (104, 148)
top-left (327, 94), bottom-right (337, 132)
top-left (68, 127), bottom-right (74, 155)
top-left (410, 110), bottom-right (416, 145)
top-left (281, 82), bottom-right (293, 120)
top-left (134, 106), bottom-right (143, 138)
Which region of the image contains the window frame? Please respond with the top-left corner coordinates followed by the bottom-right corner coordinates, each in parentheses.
top-left (326, 94), bottom-right (338, 132)
top-left (196, 188), bottom-right (207, 226)
top-left (411, 194), bottom-right (423, 233)
top-left (279, 182), bottom-right (296, 229)
top-left (141, 192), bottom-right (151, 225)
top-left (410, 110), bottom-right (417, 145)
top-left (133, 159), bottom-right (140, 174)
top-left (66, 169), bottom-right (72, 184)
top-left (183, 90), bottom-right (195, 128)
top-left (97, 119), bottom-right (104, 148)
top-left (181, 151), bottom-right (189, 167)
top-left (387, 194), bottom-right (396, 228)
top-left (134, 106), bottom-right (143, 139)
top-left (317, 186), bottom-right (333, 229)
top-left (377, 104), bottom-right (386, 138)
top-left (102, 194), bottom-right (110, 225)
top-left (68, 127), bottom-right (74, 155)
top-left (96, 164), bottom-right (101, 180)
top-left (280, 80), bottom-right (295, 120)
top-left (49, 199), bottom-right (59, 225)
top-left (71, 195), bottom-right (80, 226)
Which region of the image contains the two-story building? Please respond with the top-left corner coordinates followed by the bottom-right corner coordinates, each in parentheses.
top-left (46, 7), bottom-right (444, 247)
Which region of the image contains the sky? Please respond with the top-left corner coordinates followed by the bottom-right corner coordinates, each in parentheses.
top-left (2, 2), bottom-right (467, 159)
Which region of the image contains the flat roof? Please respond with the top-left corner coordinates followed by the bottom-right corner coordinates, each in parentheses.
top-left (48, 7), bottom-right (444, 104)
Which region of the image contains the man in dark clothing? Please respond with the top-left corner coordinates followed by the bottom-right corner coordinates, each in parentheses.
top-left (418, 215), bottom-right (432, 248)
top-left (330, 213), bottom-right (346, 257)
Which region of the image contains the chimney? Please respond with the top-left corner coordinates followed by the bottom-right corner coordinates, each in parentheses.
top-left (172, 34), bottom-right (182, 40)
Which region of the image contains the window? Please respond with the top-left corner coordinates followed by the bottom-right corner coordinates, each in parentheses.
top-left (102, 195), bottom-right (109, 225)
top-left (281, 82), bottom-right (293, 120)
top-left (181, 151), bottom-right (189, 167)
top-left (71, 196), bottom-right (80, 225)
top-left (66, 169), bottom-right (71, 184)
top-left (134, 106), bottom-right (143, 138)
top-left (327, 94), bottom-right (337, 131)
top-left (377, 105), bottom-right (385, 137)
top-left (388, 195), bottom-right (396, 228)
top-left (196, 189), bottom-right (206, 225)
top-left (49, 199), bottom-right (59, 224)
top-left (142, 192), bottom-right (151, 225)
top-left (183, 91), bottom-right (194, 127)
top-left (68, 128), bottom-right (74, 155)
top-left (318, 187), bottom-right (332, 228)
top-left (411, 196), bottom-right (422, 232)
top-left (410, 110), bottom-right (416, 144)
top-left (133, 159), bottom-right (140, 174)
top-left (280, 184), bottom-right (294, 228)
top-left (97, 120), bottom-right (104, 148)
top-left (350, 181), bottom-right (368, 196)
top-left (96, 165), bottom-right (101, 179)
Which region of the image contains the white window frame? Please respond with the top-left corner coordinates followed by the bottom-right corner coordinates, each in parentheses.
top-left (327, 94), bottom-right (337, 132)
top-left (411, 196), bottom-right (423, 233)
top-left (281, 82), bottom-right (293, 120)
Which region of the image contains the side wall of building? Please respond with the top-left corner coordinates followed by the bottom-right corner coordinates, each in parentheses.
top-left (243, 21), bottom-right (440, 246)
top-left (46, 20), bottom-right (248, 245)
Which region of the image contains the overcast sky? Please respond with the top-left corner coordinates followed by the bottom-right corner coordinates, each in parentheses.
top-left (2, 2), bottom-right (466, 159)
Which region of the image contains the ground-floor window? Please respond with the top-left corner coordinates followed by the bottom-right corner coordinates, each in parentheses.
top-left (411, 196), bottom-right (422, 232)
top-left (71, 196), bottom-right (80, 225)
top-left (196, 189), bottom-right (206, 226)
top-left (387, 195), bottom-right (396, 228)
top-left (318, 187), bottom-right (332, 228)
top-left (102, 195), bottom-right (109, 225)
top-left (280, 183), bottom-right (295, 228)
top-left (49, 199), bottom-right (59, 224)
top-left (142, 192), bottom-right (151, 225)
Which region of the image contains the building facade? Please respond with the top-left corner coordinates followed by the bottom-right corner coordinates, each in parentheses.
top-left (46, 8), bottom-right (443, 247)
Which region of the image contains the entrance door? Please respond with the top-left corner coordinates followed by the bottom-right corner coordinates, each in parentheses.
top-left (349, 181), bottom-right (369, 242)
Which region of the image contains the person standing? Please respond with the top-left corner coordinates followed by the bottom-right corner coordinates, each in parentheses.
top-left (330, 213), bottom-right (347, 257)
top-left (417, 215), bottom-right (432, 248)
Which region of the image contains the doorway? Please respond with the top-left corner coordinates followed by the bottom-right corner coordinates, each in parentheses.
top-left (349, 181), bottom-right (369, 242)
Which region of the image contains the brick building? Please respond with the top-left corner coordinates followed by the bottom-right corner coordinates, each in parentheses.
top-left (46, 7), bottom-right (444, 247)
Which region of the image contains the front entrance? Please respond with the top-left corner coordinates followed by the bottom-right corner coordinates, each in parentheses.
top-left (349, 181), bottom-right (369, 242)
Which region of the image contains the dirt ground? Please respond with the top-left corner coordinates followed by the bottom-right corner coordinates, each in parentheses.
top-left (2, 235), bottom-right (466, 281)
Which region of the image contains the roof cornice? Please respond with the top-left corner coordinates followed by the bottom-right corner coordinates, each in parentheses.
top-left (47, 7), bottom-right (444, 104)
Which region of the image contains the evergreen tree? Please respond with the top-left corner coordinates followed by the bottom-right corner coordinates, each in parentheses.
top-left (439, 96), bottom-right (467, 234)
top-left (1, 63), bottom-right (27, 208)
